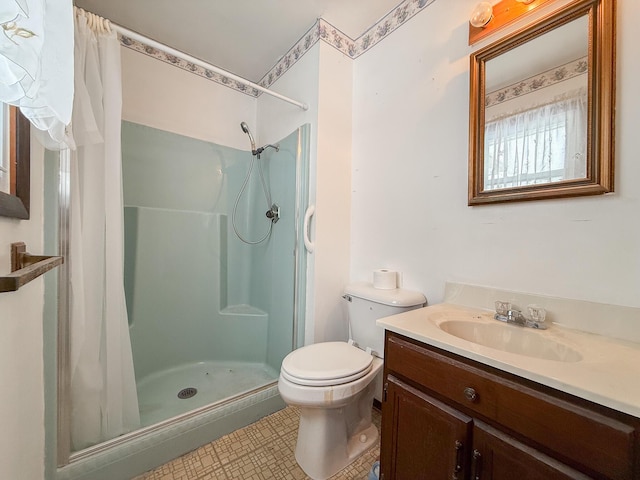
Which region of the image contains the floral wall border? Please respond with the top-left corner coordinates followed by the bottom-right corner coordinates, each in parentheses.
top-left (485, 56), bottom-right (588, 108)
top-left (258, 0), bottom-right (437, 90)
top-left (119, 35), bottom-right (261, 97)
top-left (118, 0), bottom-right (437, 98)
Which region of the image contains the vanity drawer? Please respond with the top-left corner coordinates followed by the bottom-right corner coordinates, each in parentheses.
top-left (384, 332), bottom-right (637, 479)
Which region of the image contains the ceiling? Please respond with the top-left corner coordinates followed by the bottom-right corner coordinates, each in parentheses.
top-left (74, 0), bottom-right (402, 83)
top-left (486, 14), bottom-right (589, 92)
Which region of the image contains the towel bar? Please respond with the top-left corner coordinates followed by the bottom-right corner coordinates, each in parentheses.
top-left (0, 242), bottom-right (63, 292)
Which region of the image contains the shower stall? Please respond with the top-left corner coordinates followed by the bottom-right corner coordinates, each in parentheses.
top-left (123, 121), bottom-right (309, 425)
top-left (59, 122), bottom-right (310, 479)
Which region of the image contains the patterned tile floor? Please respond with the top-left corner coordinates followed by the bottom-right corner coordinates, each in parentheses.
top-left (134, 406), bottom-right (381, 480)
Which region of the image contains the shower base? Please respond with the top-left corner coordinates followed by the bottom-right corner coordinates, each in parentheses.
top-left (137, 360), bottom-right (279, 427)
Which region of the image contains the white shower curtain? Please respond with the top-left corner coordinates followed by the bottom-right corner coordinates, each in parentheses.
top-left (68, 14), bottom-right (140, 450)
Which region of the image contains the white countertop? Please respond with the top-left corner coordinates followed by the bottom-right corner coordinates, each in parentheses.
top-left (377, 303), bottom-right (640, 418)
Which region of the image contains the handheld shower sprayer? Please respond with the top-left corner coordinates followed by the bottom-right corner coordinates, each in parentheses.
top-left (240, 122), bottom-right (279, 156)
top-left (240, 121), bottom-right (257, 155)
top-left (234, 121), bottom-right (280, 244)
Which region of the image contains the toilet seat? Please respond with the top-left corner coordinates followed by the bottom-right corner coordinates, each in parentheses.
top-left (281, 341), bottom-right (374, 387)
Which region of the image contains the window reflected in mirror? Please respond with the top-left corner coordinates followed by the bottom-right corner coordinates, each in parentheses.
top-left (483, 16), bottom-right (588, 190)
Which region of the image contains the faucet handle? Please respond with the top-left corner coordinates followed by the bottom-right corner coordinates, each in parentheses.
top-left (527, 304), bottom-right (546, 323)
top-left (495, 301), bottom-right (511, 315)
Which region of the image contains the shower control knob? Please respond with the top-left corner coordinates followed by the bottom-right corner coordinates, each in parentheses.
top-left (266, 204), bottom-right (280, 224)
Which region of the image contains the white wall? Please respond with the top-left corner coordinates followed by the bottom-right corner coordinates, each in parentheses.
top-left (352, 0), bottom-right (640, 311)
top-left (257, 44), bottom-right (320, 148)
top-left (0, 136), bottom-right (45, 479)
top-left (313, 43), bottom-right (353, 342)
top-left (121, 48), bottom-right (257, 149)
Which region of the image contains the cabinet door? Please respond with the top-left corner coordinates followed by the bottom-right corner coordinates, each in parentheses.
top-left (471, 420), bottom-right (592, 480)
top-left (381, 375), bottom-right (472, 480)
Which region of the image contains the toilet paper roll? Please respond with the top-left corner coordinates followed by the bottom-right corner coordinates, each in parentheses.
top-left (373, 269), bottom-right (398, 289)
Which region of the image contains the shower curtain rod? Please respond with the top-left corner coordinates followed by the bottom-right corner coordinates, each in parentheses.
top-left (109, 22), bottom-right (309, 111)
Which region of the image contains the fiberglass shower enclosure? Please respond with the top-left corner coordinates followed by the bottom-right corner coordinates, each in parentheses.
top-left (121, 122), bottom-right (309, 428)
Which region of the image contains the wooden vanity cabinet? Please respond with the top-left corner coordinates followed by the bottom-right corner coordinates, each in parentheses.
top-left (470, 420), bottom-right (592, 479)
top-left (380, 331), bottom-right (640, 480)
top-left (383, 376), bottom-right (472, 479)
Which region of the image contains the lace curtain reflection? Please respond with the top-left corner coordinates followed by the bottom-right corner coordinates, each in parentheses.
top-left (484, 88), bottom-right (588, 190)
top-left (0, 0), bottom-right (73, 146)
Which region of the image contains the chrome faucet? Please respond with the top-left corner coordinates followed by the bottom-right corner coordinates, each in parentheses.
top-left (494, 302), bottom-right (547, 330)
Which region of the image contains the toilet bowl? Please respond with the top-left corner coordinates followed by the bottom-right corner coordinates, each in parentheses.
top-left (278, 282), bottom-right (426, 480)
top-left (278, 342), bottom-right (383, 480)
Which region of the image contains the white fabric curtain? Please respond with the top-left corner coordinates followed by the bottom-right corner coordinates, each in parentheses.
top-left (68, 13), bottom-right (139, 451)
top-left (484, 88), bottom-right (588, 190)
top-left (0, 0), bottom-right (74, 145)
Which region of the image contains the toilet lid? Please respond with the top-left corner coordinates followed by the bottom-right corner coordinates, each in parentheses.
top-left (281, 342), bottom-right (374, 387)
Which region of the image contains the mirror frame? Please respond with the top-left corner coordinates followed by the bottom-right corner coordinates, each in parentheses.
top-left (468, 0), bottom-right (615, 205)
top-left (0, 106), bottom-right (30, 219)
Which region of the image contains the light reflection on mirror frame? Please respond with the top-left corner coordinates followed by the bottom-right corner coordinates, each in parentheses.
top-left (0, 104), bottom-right (30, 219)
top-left (468, 0), bottom-right (615, 205)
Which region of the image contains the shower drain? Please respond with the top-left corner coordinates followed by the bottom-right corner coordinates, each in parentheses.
top-left (177, 387), bottom-right (198, 399)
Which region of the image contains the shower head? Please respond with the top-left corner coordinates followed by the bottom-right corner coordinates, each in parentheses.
top-left (240, 122), bottom-right (256, 154)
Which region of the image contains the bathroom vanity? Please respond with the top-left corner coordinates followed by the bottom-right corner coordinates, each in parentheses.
top-left (377, 300), bottom-right (640, 480)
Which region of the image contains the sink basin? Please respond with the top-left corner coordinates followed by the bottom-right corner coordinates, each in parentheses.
top-left (439, 320), bottom-right (583, 362)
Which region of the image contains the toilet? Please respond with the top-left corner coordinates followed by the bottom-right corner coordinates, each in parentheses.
top-left (278, 282), bottom-right (426, 480)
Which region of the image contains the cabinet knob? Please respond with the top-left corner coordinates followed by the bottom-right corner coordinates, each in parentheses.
top-left (463, 387), bottom-right (478, 402)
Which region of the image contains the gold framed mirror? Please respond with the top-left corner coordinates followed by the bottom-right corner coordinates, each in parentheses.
top-left (468, 0), bottom-right (615, 205)
top-left (0, 104), bottom-right (30, 219)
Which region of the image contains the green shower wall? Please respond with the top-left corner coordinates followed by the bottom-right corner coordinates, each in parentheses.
top-left (121, 121), bottom-right (303, 379)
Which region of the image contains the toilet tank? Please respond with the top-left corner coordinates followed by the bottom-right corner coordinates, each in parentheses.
top-left (343, 282), bottom-right (426, 358)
